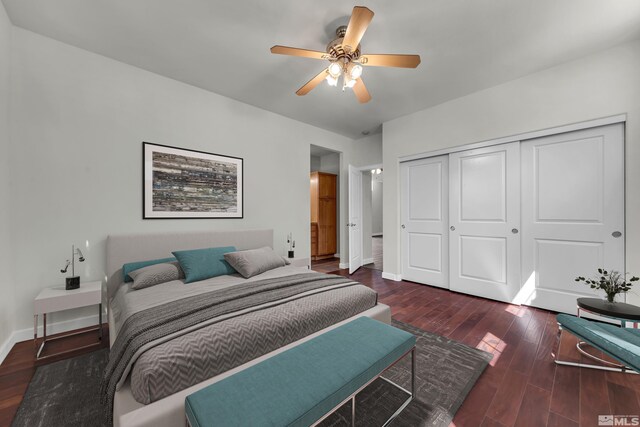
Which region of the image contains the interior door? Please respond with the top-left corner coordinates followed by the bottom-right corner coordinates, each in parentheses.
top-left (400, 156), bottom-right (449, 287)
top-left (520, 124), bottom-right (625, 313)
top-left (449, 142), bottom-right (521, 302)
top-left (348, 165), bottom-right (363, 274)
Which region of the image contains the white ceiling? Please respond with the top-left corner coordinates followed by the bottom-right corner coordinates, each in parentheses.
top-left (4, 1), bottom-right (640, 138)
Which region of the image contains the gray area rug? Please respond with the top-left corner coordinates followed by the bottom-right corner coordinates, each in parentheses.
top-left (12, 320), bottom-right (491, 427)
top-left (12, 349), bottom-right (109, 427)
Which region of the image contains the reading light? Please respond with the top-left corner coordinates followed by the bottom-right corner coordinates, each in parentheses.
top-left (60, 244), bottom-right (86, 290)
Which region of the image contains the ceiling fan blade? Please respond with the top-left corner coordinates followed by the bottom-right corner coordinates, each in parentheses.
top-left (296, 69), bottom-right (328, 96)
top-left (270, 45), bottom-right (329, 60)
top-left (352, 78), bottom-right (371, 103)
top-left (342, 6), bottom-right (374, 53)
top-left (359, 54), bottom-right (421, 68)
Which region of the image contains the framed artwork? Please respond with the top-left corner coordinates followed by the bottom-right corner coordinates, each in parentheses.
top-left (143, 142), bottom-right (243, 219)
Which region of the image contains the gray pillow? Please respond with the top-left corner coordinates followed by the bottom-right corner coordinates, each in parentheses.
top-left (128, 261), bottom-right (184, 290)
top-left (224, 247), bottom-right (287, 278)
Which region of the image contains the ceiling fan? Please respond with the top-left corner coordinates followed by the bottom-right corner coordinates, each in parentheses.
top-left (270, 6), bottom-right (421, 103)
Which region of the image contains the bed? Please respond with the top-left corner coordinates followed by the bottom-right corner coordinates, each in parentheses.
top-left (105, 229), bottom-right (391, 427)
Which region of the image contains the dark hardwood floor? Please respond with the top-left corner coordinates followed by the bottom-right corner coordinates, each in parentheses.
top-left (1, 261), bottom-right (638, 426)
top-left (317, 261), bottom-right (640, 427)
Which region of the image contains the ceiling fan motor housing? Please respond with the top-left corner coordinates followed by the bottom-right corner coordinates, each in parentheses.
top-left (326, 26), bottom-right (361, 64)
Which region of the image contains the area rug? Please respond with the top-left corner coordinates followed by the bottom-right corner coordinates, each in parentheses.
top-left (12, 320), bottom-right (491, 427)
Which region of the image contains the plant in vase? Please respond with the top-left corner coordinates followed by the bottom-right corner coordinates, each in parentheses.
top-left (575, 268), bottom-right (638, 303)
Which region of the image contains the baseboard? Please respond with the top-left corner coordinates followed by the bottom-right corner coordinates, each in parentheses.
top-left (381, 271), bottom-right (402, 281)
top-left (333, 253), bottom-right (340, 258)
top-left (0, 313), bottom-right (104, 365)
top-left (339, 262), bottom-right (349, 269)
top-left (363, 258), bottom-right (374, 265)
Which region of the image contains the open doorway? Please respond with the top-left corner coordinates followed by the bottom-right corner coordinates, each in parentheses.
top-left (310, 145), bottom-right (341, 272)
top-left (362, 167), bottom-right (383, 271)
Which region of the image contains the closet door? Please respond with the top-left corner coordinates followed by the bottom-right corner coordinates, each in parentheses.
top-left (520, 124), bottom-right (624, 314)
top-left (400, 156), bottom-right (449, 287)
top-left (449, 142), bottom-right (521, 302)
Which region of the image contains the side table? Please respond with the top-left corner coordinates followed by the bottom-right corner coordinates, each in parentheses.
top-left (34, 280), bottom-right (103, 360)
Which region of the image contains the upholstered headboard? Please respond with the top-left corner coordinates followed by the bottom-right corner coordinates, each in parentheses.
top-left (106, 229), bottom-right (273, 299)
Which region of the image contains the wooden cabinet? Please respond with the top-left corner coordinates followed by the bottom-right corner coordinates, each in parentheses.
top-left (310, 172), bottom-right (337, 260)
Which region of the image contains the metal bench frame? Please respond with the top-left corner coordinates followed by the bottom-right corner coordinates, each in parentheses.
top-left (555, 323), bottom-right (638, 375)
top-left (311, 346), bottom-right (416, 427)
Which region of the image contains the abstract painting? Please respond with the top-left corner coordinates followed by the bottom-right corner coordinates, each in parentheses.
top-left (143, 142), bottom-right (243, 218)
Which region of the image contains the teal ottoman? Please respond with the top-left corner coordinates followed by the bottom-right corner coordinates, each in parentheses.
top-left (556, 313), bottom-right (640, 373)
top-left (185, 316), bottom-right (416, 427)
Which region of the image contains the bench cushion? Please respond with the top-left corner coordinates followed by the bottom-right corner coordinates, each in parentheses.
top-left (185, 317), bottom-right (416, 427)
top-left (557, 313), bottom-right (640, 372)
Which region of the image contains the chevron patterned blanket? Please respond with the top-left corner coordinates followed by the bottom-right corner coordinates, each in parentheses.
top-left (101, 272), bottom-right (377, 421)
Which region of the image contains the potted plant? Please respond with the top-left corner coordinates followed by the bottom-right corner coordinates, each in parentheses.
top-left (575, 268), bottom-right (638, 303)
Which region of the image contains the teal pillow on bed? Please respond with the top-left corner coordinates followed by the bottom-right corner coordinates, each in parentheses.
top-left (123, 257), bottom-right (176, 283)
top-left (172, 246), bottom-right (237, 284)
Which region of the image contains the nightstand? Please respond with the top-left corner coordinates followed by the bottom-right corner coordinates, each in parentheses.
top-left (287, 257), bottom-right (311, 269)
top-left (34, 281), bottom-right (103, 360)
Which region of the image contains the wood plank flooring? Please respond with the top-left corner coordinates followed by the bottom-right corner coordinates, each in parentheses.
top-left (316, 261), bottom-right (640, 427)
top-left (0, 262), bottom-right (638, 426)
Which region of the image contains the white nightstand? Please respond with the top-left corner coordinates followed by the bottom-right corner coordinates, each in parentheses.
top-left (287, 257), bottom-right (311, 269)
top-left (34, 280), bottom-right (103, 360)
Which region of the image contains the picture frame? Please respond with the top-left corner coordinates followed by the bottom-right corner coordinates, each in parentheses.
top-left (143, 142), bottom-right (243, 219)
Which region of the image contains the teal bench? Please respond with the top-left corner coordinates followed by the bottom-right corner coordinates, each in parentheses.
top-left (556, 313), bottom-right (640, 374)
top-left (185, 317), bottom-right (416, 427)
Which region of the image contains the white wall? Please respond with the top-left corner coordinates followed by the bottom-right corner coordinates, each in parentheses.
top-left (383, 39), bottom-right (640, 304)
top-left (371, 175), bottom-right (383, 236)
top-left (0, 1), bottom-right (15, 359)
top-left (8, 27), bottom-right (353, 336)
top-left (351, 133), bottom-right (382, 167)
top-left (310, 155), bottom-right (321, 172)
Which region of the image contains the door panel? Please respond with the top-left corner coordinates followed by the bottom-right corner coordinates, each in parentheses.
top-left (401, 156), bottom-right (449, 287)
top-left (460, 152), bottom-right (506, 221)
top-left (348, 165), bottom-right (362, 274)
top-left (449, 142), bottom-right (520, 302)
top-left (520, 124), bottom-right (624, 313)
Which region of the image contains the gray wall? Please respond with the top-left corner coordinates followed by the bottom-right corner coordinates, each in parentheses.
top-left (7, 27), bottom-right (354, 336)
top-left (0, 1), bottom-right (14, 358)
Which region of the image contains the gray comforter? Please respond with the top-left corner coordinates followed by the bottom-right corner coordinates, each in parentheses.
top-left (102, 271), bottom-right (378, 419)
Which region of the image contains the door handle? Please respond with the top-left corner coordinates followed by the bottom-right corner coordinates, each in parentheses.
top-left (450, 226), bottom-right (455, 231)
top-left (612, 231), bottom-right (622, 238)
top-left (401, 224), bottom-right (405, 229)
top-left (512, 228), bottom-right (519, 234)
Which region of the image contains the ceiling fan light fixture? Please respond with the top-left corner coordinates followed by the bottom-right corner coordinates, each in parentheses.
top-left (348, 63), bottom-right (363, 80)
top-left (327, 62), bottom-right (342, 78)
top-left (326, 74), bottom-right (339, 87)
top-left (344, 77), bottom-right (357, 89)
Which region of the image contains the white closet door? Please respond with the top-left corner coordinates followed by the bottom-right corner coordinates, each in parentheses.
top-left (520, 124), bottom-right (624, 314)
top-left (449, 142), bottom-right (521, 302)
top-left (400, 156), bottom-right (449, 287)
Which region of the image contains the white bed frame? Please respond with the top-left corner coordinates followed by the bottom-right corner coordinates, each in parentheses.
top-left (106, 229), bottom-right (391, 427)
